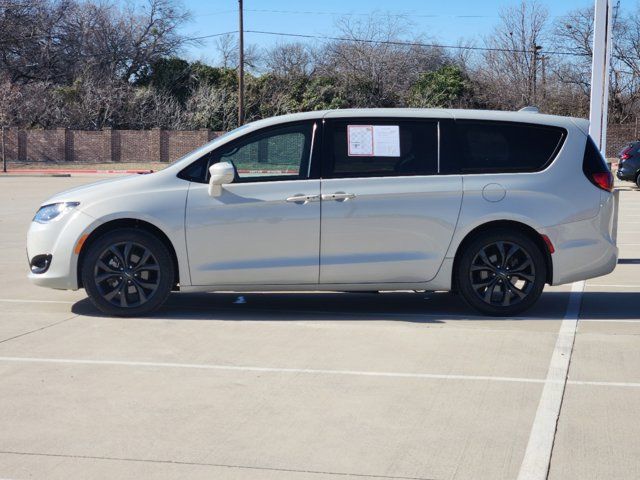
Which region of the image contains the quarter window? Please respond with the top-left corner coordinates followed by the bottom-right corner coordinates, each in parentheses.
top-left (454, 121), bottom-right (566, 173)
top-left (325, 120), bottom-right (438, 178)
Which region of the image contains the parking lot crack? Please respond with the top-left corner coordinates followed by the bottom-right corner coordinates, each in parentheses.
top-left (0, 449), bottom-right (438, 480)
top-left (0, 314), bottom-right (78, 345)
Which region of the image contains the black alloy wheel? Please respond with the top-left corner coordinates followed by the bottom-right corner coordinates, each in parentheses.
top-left (82, 229), bottom-right (174, 316)
top-left (457, 229), bottom-right (546, 316)
top-left (469, 241), bottom-right (535, 308)
top-left (94, 241), bottom-right (160, 309)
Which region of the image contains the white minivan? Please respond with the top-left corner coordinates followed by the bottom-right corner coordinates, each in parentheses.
top-left (27, 109), bottom-right (618, 316)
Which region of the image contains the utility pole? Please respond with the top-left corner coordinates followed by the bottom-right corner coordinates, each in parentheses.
top-left (540, 55), bottom-right (547, 102)
top-left (237, 0), bottom-right (245, 126)
top-left (532, 44), bottom-right (542, 105)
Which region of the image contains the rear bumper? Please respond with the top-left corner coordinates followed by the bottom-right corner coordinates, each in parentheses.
top-left (541, 193), bottom-right (618, 285)
top-left (616, 164), bottom-right (637, 181)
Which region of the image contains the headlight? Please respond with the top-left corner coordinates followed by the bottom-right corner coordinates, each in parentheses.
top-left (33, 202), bottom-right (80, 224)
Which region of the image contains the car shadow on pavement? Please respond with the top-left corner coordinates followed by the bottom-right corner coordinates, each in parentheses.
top-left (70, 289), bottom-right (584, 322)
top-left (617, 258), bottom-right (640, 264)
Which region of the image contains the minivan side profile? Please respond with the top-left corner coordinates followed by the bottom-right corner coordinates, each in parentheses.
top-left (27, 109), bottom-right (618, 316)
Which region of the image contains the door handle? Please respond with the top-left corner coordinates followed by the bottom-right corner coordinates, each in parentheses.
top-left (321, 192), bottom-right (356, 202)
top-left (285, 194), bottom-right (320, 204)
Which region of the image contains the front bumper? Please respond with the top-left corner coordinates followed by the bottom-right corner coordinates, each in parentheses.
top-left (26, 210), bottom-right (95, 290)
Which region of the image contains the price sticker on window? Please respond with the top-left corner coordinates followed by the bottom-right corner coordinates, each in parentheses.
top-left (347, 125), bottom-right (400, 157)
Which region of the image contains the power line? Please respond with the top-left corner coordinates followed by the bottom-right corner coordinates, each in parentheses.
top-left (188, 31), bottom-right (238, 41)
top-left (187, 29), bottom-right (640, 63)
top-left (199, 7), bottom-right (572, 20)
top-left (244, 8), bottom-right (499, 19)
top-left (197, 9), bottom-right (237, 17)
top-left (241, 29), bottom-right (591, 58)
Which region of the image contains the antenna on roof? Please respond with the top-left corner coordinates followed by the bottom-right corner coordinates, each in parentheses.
top-left (519, 106), bottom-right (540, 113)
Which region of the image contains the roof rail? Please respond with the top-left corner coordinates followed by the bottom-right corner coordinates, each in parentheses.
top-left (518, 106), bottom-right (540, 113)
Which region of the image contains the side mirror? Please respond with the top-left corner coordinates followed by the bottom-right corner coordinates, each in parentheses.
top-left (208, 162), bottom-right (235, 197)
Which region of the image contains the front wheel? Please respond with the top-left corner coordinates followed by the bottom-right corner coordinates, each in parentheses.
top-left (81, 228), bottom-right (174, 317)
top-left (457, 229), bottom-right (547, 316)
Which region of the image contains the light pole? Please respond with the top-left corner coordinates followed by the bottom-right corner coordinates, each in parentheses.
top-left (238, 0), bottom-right (245, 126)
top-left (589, 0), bottom-right (613, 156)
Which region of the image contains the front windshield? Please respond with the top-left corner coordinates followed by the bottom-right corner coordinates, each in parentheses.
top-left (169, 123), bottom-right (253, 166)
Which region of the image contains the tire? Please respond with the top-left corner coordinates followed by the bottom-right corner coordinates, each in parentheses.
top-left (81, 228), bottom-right (174, 317)
top-left (456, 229), bottom-right (547, 316)
top-left (636, 172), bottom-right (640, 189)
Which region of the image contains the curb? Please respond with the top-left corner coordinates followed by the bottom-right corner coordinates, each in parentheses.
top-left (1, 169), bottom-right (153, 175)
top-left (0, 173), bottom-right (71, 178)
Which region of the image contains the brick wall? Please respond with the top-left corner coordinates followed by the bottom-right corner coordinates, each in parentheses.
top-left (0, 128), bottom-right (223, 164)
top-left (1, 124), bottom-right (637, 163)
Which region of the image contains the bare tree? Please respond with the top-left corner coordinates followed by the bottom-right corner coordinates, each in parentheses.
top-left (315, 15), bottom-right (446, 107)
top-left (551, 7), bottom-right (593, 97)
top-left (551, 5), bottom-right (640, 122)
top-left (478, 0), bottom-right (548, 109)
top-left (265, 43), bottom-right (314, 78)
top-left (214, 32), bottom-right (260, 71)
top-left (215, 33), bottom-right (236, 69)
top-left (183, 83), bottom-right (237, 130)
top-left (0, 0), bottom-right (78, 83)
top-left (0, 0), bottom-right (190, 84)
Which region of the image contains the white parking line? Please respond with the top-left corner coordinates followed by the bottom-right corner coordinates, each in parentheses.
top-left (516, 280), bottom-right (584, 480)
top-left (0, 299), bottom-right (75, 305)
top-left (0, 352), bottom-right (638, 389)
top-left (0, 356), bottom-right (548, 384)
top-left (0, 355), bottom-right (637, 391)
top-left (569, 380), bottom-right (640, 387)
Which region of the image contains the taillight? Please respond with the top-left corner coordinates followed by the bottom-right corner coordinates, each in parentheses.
top-left (620, 146), bottom-right (633, 161)
top-left (583, 136), bottom-right (614, 192)
top-left (591, 171), bottom-right (614, 192)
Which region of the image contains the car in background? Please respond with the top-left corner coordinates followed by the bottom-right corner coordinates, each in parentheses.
top-left (617, 141), bottom-right (640, 187)
top-left (27, 109), bottom-right (618, 317)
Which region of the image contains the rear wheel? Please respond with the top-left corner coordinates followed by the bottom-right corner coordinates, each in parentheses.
top-left (81, 228), bottom-right (174, 316)
top-left (636, 172), bottom-right (640, 189)
top-left (457, 229), bottom-right (546, 316)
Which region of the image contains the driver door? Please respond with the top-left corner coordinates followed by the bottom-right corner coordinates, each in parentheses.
top-left (185, 121), bottom-right (321, 286)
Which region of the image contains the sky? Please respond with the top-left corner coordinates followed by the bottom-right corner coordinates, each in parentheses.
top-left (178, 0), bottom-right (624, 64)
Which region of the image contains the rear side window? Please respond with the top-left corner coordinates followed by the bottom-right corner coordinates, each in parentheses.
top-left (324, 120), bottom-right (438, 178)
top-left (454, 121), bottom-right (566, 173)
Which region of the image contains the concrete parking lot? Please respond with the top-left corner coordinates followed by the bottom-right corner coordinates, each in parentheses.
top-left (0, 175), bottom-right (638, 480)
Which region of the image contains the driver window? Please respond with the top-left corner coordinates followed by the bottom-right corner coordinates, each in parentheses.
top-left (217, 123), bottom-right (313, 182)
